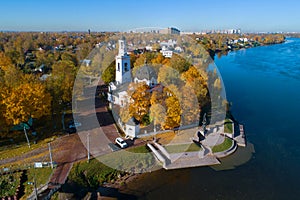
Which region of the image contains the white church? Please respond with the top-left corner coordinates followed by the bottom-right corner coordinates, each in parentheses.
top-left (107, 37), bottom-right (158, 138)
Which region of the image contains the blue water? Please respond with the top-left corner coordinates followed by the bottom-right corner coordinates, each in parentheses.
top-left (214, 38), bottom-right (300, 199)
top-left (128, 38), bottom-right (300, 200)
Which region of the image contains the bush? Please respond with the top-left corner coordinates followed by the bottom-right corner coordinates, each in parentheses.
top-left (0, 171), bottom-right (22, 197)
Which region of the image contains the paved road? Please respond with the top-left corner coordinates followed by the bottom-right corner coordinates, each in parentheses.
top-left (48, 134), bottom-right (86, 186)
top-left (1, 82), bottom-right (150, 193)
top-left (48, 84), bottom-right (118, 187)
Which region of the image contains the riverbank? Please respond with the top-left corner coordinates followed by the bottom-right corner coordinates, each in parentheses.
top-left (190, 33), bottom-right (286, 58)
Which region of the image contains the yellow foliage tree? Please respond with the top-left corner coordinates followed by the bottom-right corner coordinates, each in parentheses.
top-left (150, 103), bottom-right (166, 129)
top-left (181, 66), bottom-right (209, 107)
top-left (151, 53), bottom-right (164, 64)
top-left (157, 66), bottom-right (180, 85)
top-left (128, 83), bottom-right (151, 123)
top-left (164, 95), bottom-right (182, 130)
top-left (120, 104), bottom-right (131, 123)
top-left (180, 85), bottom-right (200, 126)
top-left (0, 52), bottom-right (13, 71)
top-left (1, 83), bottom-right (51, 126)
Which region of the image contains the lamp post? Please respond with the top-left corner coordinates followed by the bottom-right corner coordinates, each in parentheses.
top-left (87, 133), bottom-right (90, 162)
top-left (48, 143), bottom-right (53, 169)
top-left (202, 113), bottom-right (207, 135)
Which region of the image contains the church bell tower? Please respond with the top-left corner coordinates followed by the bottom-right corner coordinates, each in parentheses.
top-left (115, 37), bottom-right (131, 84)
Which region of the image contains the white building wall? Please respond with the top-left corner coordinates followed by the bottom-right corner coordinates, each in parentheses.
top-left (115, 55), bottom-right (131, 84)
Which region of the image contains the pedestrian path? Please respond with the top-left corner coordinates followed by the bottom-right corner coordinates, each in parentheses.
top-left (148, 141), bottom-right (220, 170)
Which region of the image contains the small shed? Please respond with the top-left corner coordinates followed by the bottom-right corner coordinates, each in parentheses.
top-left (125, 117), bottom-right (140, 138)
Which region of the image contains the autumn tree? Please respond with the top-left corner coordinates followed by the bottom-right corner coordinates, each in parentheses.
top-left (180, 85), bottom-right (200, 126)
top-left (151, 53), bottom-right (164, 64)
top-left (181, 66), bottom-right (209, 105)
top-left (169, 53), bottom-right (191, 73)
top-left (150, 90), bottom-right (166, 106)
top-left (1, 83), bottom-right (51, 126)
top-left (150, 103), bottom-right (166, 129)
top-left (157, 65), bottom-right (181, 85)
top-left (164, 94), bottom-right (181, 129)
top-left (0, 65), bottom-right (51, 131)
top-left (0, 52), bottom-right (12, 70)
top-left (128, 83), bottom-right (151, 123)
top-left (120, 104), bottom-right (131, 124)
top-left (133, 52), bottom-right (156, 75)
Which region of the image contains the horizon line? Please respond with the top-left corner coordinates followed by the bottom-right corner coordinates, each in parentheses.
top-left (1, 29), bottom-right (300, 34)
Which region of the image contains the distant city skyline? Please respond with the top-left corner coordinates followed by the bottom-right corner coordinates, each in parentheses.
top-left (1, 0), bottom-right (300, 32)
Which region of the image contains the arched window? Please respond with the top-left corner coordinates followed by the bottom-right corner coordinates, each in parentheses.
top-left (118, 63), bottom-right (120, 71)
top-left (124, 63), bottom-right (128, 71)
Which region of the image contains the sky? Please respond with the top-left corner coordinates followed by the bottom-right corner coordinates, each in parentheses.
top-left (1, 0), bottom-right (300, 32)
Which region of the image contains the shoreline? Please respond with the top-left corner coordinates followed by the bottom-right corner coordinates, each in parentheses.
top-left (213, 39), bottom-right (286, 58)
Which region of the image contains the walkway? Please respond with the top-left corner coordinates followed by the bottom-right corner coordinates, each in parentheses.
top-left (165, 154), bottom-right (220, 170)
top-left (48, 83), bottom-right (120, 188)
top-left (234, 124), bottom-right (246, 147)
top-left (149, 141), bottom-right (220, 170)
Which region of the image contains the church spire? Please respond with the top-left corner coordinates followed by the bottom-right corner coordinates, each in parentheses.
top-left (118, 37), bottom-right (127, 56)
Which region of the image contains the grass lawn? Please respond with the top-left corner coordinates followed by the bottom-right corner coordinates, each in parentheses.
top-left (127, 145), bottom-right (151, 153)
top-left (224, 119), bottom-right (233, 134)
top-left (98, 148), bottom-right (155, 173)
top-left (23, 167), bottom-right (53, 199)
top-left (164, 143), bottom-right (202, 153)
top-left (0, 108), bottom-right (73, 162)
top-left (212, 137), bottom-right (233, 153)
top-left (0, 136), bottom-right (58, 161)
top-left (68, 158), bottom-right (121, 188)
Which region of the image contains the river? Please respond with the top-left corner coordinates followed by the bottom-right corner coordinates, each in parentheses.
top-left (121, 38), bottom-right (300, 200)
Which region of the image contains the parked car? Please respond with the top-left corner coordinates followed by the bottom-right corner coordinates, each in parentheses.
top-left (115, 137), bottom-right (128, 148)
top-left (68, 120), bottom-right (82, 129)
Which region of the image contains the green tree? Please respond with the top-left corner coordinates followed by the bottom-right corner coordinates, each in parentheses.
top-left (48, 60), bottom-right (77, 103)
top-left (101, 61), bottom-right (115, 84)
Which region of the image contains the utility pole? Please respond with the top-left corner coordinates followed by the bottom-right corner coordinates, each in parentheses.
top-left (24, 126), bottom-right (30, 148)
top-left (87, 133), bottom-right (90, 162)
top-left (33, 175), bottom-right (38, 200)
top-left (48, 143), bottom-right (53, 169)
